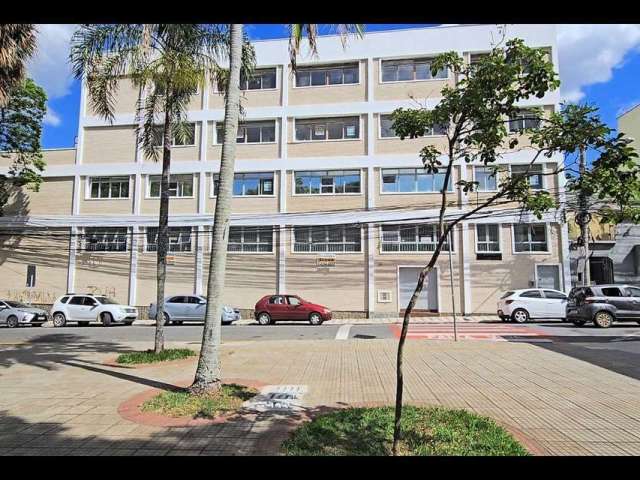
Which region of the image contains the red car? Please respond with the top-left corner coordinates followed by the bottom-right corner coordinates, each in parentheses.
top-left (254, 294), bottom-right (332, 326)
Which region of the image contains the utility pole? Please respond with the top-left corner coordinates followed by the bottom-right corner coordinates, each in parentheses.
top-left (578, 145), bottom-right (591, 286)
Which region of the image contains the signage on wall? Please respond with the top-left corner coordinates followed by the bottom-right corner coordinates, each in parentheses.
top-left (316, 257), bottom-right (336, 268)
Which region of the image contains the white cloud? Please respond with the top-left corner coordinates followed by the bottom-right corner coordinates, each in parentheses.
top-left (557, 24), bottom-right (640, 103)
top-left (44, 107), bottom-right (61, 127)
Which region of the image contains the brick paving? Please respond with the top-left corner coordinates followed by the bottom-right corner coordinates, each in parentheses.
top-left (1, 338), bottom-right (640, 455)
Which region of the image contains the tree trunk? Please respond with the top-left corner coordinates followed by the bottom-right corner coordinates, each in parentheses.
top-left (190, 24), bottom-right (243, 394)
top-left (154, 102), bottom-right (172, 354)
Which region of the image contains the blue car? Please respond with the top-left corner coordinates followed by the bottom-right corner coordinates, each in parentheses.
top-left (148, 295), bottom-right (240, 325)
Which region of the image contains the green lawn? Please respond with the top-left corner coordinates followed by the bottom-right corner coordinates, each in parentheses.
top-left (282, 406), bottom-right (529, 456)
top-left (115, 348), bottom-right (196, 365)
top-left (141, 384), bottom-right (258, 419)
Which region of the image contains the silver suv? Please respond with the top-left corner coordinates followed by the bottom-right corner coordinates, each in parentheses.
top-left (567, 285), bottom-right (640, 328)
top-left (51, 294), bottom-right (138, 327)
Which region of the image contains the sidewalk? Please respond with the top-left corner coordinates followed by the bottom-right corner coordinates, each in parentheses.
top-left (1, 337), bottom-right (640, 455)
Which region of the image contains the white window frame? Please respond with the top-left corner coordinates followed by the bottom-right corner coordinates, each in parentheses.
top-left (146, 174), bottom-right (195, 199)
top-left (509, 163), bottom-right (545, 190)
top-left (508, 109), bottom-right (542, 133)
top-left (82, 227), bottom-right (129, 252)
top-left (475, 224), bottom-right (502, 254)
top-left (152, 123), bottom-right (197, 148)
top-left (291, 225), bottom-right (363, 254)
top-left (86, 176), bottom-right (131, 200)
top-left (213, 119), bottom-right (278, 145)
top-left (377, 113), bottom-right (448, 139)
top-left (292, 62), bottom-right (361, 89)
top-left (214, 66), bottom-right (280, 93)
top-left (473, 166), bottom-right (499, 193)
top-left (292, 116), bottom-right (362, 143)
top-left (379, 224), bottom-right (455, 254)
top-left (379, 168), bottom-right (454, 195)
top-left (227, 226), bottom-right (274, 254)
top-left (378, 57), bottom-right (449, 84)
top-left (240, 68), bottom-right (279, 91)
top-left (534, 263), bottom-right (563, 291)
top-left (145, 226), bottom-right (193, 254)
top-left (292, 169), bottom-right (363, 196)
top-left (210, 172), bottom-right (276, 198)
top-left (512, 223), bottom-right (551, 255)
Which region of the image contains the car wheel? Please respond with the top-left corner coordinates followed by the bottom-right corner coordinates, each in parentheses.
top-left (52, 313), bottom-right (66, 328)
top-left (594, 311), bottom-right (614, 328)
top-left (572, 319), bottom-right (587, 327)
top-left (78, 321), bottom-right (89, 327)
top-left (309, 312), bottom-right (323, 326)
top-left (257, 312), bottom-right (271, 326)
top-left (511, 309), bottom-right (529, 324)
top-left (6, 316), bottom-right (18, 328)
top-left (101, 312), bottom-right (113, 327)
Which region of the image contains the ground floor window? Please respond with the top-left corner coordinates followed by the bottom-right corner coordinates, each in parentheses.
top-left (513, 224), bottom-right (548, 252)
top-left (294, 225), bottom-right (361, 253)
top-left (228, 226), bottom-right (273, 253)
top-left (381, 224), bottom-right (451, 252)
top-left (146, 227), bottom-right (192, 253)
top-left (83, 227), bottom-right (128, 252)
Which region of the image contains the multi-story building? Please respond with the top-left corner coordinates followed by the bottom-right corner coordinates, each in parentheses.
top-left (0, 24), bottom-right (570, 317)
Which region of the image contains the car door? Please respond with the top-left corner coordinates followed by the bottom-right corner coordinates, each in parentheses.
top-left (268, 295), bottom-right (288, 320)
top-left (66, 296), bottom-right (88, 320)
top-left (518, 290), bottom-right (545, 318)
top-left (83, 296), bottom-right (100, 320)
top-left (601, 287), bottom-right (631, 319)
top-left (286, 296), bottom-right (307, 320)
top-left (542, 290), bottom-right (568, 319)
top-left (167, 296), bottom-right (188, 320)
top-left (0, 301), bottom-right (9, 323)
top-left (187, 296), bottom-right (206, 321)
top-left (623, 287), bottom-right (640, 319)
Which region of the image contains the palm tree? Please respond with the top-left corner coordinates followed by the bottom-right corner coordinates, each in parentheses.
top-left (70, 24), bottom-right (255, 354)
top-left (0, 24), bottom-right (37, 107)
top-left (191, 23), bottom-right (363, 394)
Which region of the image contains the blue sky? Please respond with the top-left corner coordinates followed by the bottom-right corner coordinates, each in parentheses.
top-left (31, 24), bottom-right (640, 150)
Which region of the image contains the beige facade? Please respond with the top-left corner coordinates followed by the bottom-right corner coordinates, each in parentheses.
top-left (3, 177), bottom-right (74, 216)
top-left (619, 104), bottom-right (640, 155)
top-left (83, 126), bottom-right (138, 164)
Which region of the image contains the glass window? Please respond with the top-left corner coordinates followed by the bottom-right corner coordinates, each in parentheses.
top-left (146, 227), bottom-right (192, 253)
top-left (511, 164), bottom-right (543, 190)
top-left (474, 167), bottom-right (498, 191)
top-left (543, 290), bottom-right (567, 299)
top-left (287, 296), bottom-right (301, 306)
top-left (213, 172), bottom-right (274, 197)
top-left (216, 120), bottom-right (276, 144)
top-left (627, 287), bottom-right (640, 297)
top-left (380, 168), bottom-right (452, 193)
top-left (476, 224), bottom-right (500, 252)
top-left (295, 64), bottom-right (359, 87)
top-left (513, 224), bottom-right (548, 252)
top-left (293, 225), bottom-right (361, 253)
top-left (381, 224), bottom-right (451, 252)
top-left (295, 171), bottom-right (361, 195)
top-left (89, 177), bottom-right (130, 199)
top-left (172, 123), bottom-right (196, 146)
top-left (83, 228), bottom-right (128, 252)
top-left (381, 59), bottom-right (448, 82)
top-left (68, 296), bottom-right (85, 305)
top-left (509, 110), bottom-right (541, 133)
top-left (602, 287), bottom-right (623, 297)
top-left (520, 290), bottom-right (542, 298)
top-left (227, 226), bottom-right (273, 253)
top-left (295, 117), bottom-right (359, 141)
top-left (148, 174), bottom-right (193, 198)
top-left (380, 115), bottom-right (396, 138)
top-left (240, 68), bottom-right (277, 90)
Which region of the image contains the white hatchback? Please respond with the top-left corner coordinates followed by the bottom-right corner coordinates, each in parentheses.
top-left (51, 294), bottom-right (138, 327)
top-left (497, 288), bottom-right (568, 323)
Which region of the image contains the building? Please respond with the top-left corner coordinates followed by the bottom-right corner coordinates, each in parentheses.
top-left (0, 24), bottom-right (570, 317)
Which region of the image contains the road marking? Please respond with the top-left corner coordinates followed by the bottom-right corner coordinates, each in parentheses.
top-left (335, 324), bottom-right (352, 340)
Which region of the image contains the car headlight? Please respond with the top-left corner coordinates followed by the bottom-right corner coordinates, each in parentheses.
top-left (22, 312), bottom-right (35, 320)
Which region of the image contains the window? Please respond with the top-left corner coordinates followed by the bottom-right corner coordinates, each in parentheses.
top-left (520, 290), bottom-right (542, 298)
top-left (513, 224), bottom-right (548, 252)
top-left (381, 58), bottom-right (448, 82)
top-left (269, 296), bottom-right (285, 304)
top-left (89, 177), bottom-right (130, 199)
top-left (544, 290), bottom-right (567, 299)
top-left (476, 224), bottom-right (500, 252)
top-left (509, 110), bottom-right (541, 133)
top-left (511, 164), bottom-right (543, 190)
top-left (381, 168), bottom-right (452, 193)
top-left (26, 265), bottom-right (36, 288)
top-left (627, 287), bottom-right (640, 297)
top-left (152, 123), bottom-right (196, 147)
top-left (474, 167), bottom-right (497, 191)
top-left (59, 296), bottom-right (70, 304)
top-left (295, 117), bottom-right (359, 141)
top-left (83, 228), bottom-right (128, 252)
top-left (295, 170), bottom-right (361, 195)
top-left (602, 287), bottom-right (623, 297)
top-left (215, 120), bottom-right (276, 144)
top-left (146, 227), bottom-right (192, 252)
top-left (295, 64), bottom-right (359, 87)
top-left (381, 224), bottom-right (451, 252)
top-left (213, 172), bottom-right (274, 197)
top-left (68, 296), bottom-right (85, 305)
top-left (287, 296), bottom-right (301, 306)
top-left (227, 226), bottom-right (273, 253)
top-left (148, 174), bottom-right (194, 198)
top-left (294, 225), bottom-right (361, 253)
top-left (168, 296), bottom-right (186, 303)
top-left (240, 68), bottom-right (277, 90)
top-left (379, 114), bottom-right (447, 138)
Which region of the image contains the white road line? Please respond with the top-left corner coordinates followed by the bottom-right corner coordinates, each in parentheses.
top-left (335, 324), bottom-right (352, 340)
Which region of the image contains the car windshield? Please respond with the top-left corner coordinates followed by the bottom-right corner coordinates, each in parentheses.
top-left (500, 291), bottom-right (514, 299)
top-left (94, 296), bottom-right (119, 305)
top-left (5, 301), bottom-right (30, 308)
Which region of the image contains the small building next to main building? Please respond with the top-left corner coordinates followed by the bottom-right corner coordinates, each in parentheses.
top-left (0, 24), bottom-right (570, 317)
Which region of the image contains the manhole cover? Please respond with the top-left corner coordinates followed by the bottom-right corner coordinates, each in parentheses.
top-left (243, 385), bottom-right (308, 412)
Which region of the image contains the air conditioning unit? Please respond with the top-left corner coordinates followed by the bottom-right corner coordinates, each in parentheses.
top-left (377, 290), bottom-right (392, 303)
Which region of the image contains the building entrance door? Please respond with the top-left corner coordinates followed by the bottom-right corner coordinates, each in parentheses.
top-left (398, 267), bottom-right (438, 314)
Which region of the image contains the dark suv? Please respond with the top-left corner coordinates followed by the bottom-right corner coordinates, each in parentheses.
top-left (566, 284), bottom-right (640, 328)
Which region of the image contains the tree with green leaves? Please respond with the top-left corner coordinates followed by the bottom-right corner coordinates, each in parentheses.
top-left (0, 24), bottom-right (37, 108)
top-left (70, 24), bottom-right (255, 354)
top-left (0, 78), bottom-right (47, 215)
top-left (191, 23), bottom-right (363, 394)
top-left (388, 38), bottom-right (639, 454)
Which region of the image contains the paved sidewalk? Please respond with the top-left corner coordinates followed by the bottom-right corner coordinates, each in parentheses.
top-left (1, 337), bottom-right (640, 455)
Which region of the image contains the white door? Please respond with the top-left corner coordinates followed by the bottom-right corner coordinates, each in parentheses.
top-left (398, 267), bottom-right (438, 312)
top-left (542, 290), bottom-right (568, 319)
top-left (518, 290), bottom-right (546, 317)
top-left (67, 296), bottom-right (92, 320)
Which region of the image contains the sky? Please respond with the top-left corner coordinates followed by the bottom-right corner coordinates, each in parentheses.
top-left (29, 24), bottom-right (640, 150)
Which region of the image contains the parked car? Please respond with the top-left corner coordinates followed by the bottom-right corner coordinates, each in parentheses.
top-left (254, 294), bottom-right (332, 326)
top-left (50, 294), bottom-right (138, 327)
top-left (0, 300), bottom-right (49, 328)
top-left (566, 284), bottom-right (640, 328)
top-left (497, 288), bottom-right (568, 323)
top-left (148, 295), bottom-right (240, 325)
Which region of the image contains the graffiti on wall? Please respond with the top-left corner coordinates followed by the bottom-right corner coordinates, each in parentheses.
top-left (86, 285), bottom-right (117, 298)
top-left (6, 289), bottom-right (58, 304)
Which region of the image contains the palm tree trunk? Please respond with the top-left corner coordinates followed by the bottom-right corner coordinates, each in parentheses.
top-left (154, 101), bottom-right (172, 354)
top-left (190, 24), bottom-right (243, 394)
